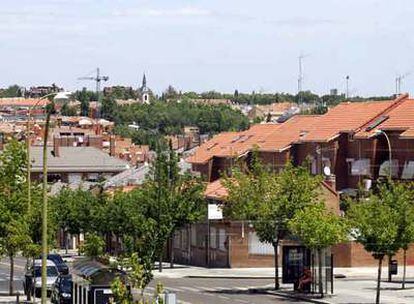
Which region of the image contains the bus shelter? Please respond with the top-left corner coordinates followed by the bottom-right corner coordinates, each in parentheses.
top-left (72, 259), bottom-right (129, 304)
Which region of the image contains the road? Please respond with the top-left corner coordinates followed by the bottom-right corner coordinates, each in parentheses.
top-left (147, 277), bottom-right (307, 304)
top-left (0, 256), bottom-right (26, 294)
top-left (0, 256), bottom-right (305, 303)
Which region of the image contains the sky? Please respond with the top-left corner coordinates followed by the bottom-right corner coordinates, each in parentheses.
top-left (1, 0), bottom-right (414, 96)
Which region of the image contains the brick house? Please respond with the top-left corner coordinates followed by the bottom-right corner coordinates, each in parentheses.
top-left (180, 94), bottom-right (414, 267)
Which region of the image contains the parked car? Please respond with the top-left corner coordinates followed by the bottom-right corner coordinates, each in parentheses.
top-left (24, 259), bottom-right (60, 297)
top-left (51, 274), bottom-right (72, 304)
top-left (45, 254), bottom-right (69, 275)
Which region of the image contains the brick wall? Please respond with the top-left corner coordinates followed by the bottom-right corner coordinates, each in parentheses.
top-left (333, 242), bottom-right (414, 267)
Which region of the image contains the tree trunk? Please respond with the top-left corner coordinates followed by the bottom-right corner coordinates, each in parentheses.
top-left (9, 255), bottom-right (14, 295)
top-left (159, 253), bottom-right (163, 272)
top-left (170, 237), bottom-right (174, 269)
top-left (376, 256), bottom-right (383, 304)
top-left (65, 231), bottom-right (69, 254)
top-left (387, 255), bottom-right (392, 282)
top-left (402, 249), bottom-right (407, 289)
top-left (26, 257), bottom-right (31, 301)
top-left (273, 241), bottom-right (280, 290)
top-left (318, 249), bottom-right (323, 297)
top-left (32, 256), bottom-right (36, 304)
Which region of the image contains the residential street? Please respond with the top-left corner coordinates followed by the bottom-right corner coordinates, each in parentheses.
top-left (147, 277), bottom-right (307, 304)
top-left (0, 256), bottom-right (307, 304)
top-left (0, 256), bottom-right (26, 295)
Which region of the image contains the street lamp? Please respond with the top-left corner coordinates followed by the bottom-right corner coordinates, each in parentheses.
top-left (375, 129), bottom-right (392, 180)
top-left (26, 91), bottom-right (71, 212)
top-left (25, 91), bottom-right (71, 304)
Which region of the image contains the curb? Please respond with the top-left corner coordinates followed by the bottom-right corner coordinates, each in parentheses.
top-left (265, 290), bottom-right (333, 304)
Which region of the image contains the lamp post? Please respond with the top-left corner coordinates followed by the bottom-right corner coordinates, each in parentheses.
top-left (27, 92), bottom-right (63, 214)
top-left (26, 92), bottom-right (71, 304)
top-left (375, 129), bottom-right (392, 180)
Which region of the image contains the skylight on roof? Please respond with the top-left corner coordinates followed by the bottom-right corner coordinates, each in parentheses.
top-left (365, 115), bottom-right (389, 132)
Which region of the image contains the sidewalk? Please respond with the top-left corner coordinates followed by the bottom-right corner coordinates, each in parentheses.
top-left (154, 264), bottom-right (414, 304)
top-left (153, 263), bottom-right (414, 280)
top-left (0, 294), bottom-right (51, 304)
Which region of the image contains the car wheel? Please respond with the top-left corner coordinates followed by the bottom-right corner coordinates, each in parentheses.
top-left (35, 288), bottom-right (41, 298)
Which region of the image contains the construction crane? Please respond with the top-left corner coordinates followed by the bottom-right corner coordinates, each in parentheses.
top-left (78, 67), bottom-right (109, 102)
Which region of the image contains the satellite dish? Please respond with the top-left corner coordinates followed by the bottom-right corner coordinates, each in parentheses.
top-left (323, 166), bottom-right (331, 176)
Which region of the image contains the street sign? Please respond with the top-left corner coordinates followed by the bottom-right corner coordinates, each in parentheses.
top-left (208, 204), bottom-right (223, 220)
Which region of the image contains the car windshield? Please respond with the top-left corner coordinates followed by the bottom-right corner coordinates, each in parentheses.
top-left (61, 279), bottom-right (72, 293)
top-left (34, 266), bottom-right (59, 277)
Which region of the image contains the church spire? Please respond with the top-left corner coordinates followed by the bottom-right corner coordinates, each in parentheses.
top-left (142, 73), bottom-right (147, 89)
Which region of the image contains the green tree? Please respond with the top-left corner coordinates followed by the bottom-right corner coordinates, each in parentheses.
top-left (60, 102), bottom-right (77, 116)
top-left (0, 85), bottom-right (23, 98)
top-left (81, 233), bottom-right (105, 260)
top-left (377, 182), bottom-right (414, 289)
top-left (142, 143), bottom-right (205, 272)
top-left (0, 140), bottom-right (30, 295)
top-left (288, 203), bottom-right (348, 296)
top-left (348, 191), bottom-right (400, 304)
top-left (223, 158), bottom-right (322, 289)
top-left (0, 219), bottom-right (31, 294)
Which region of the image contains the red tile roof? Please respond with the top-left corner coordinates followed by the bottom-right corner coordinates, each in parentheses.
top-left (0, 98), bottom-right (50, 107)
top-left (301, 100), bottom-right (395, 142)
top-left (189, 95), bottom-right (413, 164)
top-left (353, 94), bottom-right (414, 139)
top-left (187, 115), bottom-right (320, 164)
top-left (204, 179), bottom-right (228, 200)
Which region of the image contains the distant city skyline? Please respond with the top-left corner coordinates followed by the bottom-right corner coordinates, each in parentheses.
top-left (2, 0), bottom-right (414, 96)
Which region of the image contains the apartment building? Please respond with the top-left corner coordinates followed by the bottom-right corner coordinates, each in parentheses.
top-left (180, 94), bottom-right (414, 267)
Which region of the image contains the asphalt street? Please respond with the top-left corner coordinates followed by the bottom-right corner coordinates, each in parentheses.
top-left (0, 256), bottom-right (26, 295)
top-left (0, 256), bottom-right (306, 303)
top-left (147, 277), bottom-right (308, 304)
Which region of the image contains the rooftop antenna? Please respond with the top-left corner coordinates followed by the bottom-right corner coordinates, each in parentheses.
top-left (346, 75), bottom-right (350, 99)
top-left (395, 72), bottom-right (410, 95)
top-left (78, 67), bottom-right (109, 104)
top-left (298, 53), bottom-right (309, 104)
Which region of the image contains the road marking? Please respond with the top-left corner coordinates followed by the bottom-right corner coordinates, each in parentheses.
top-left (180, 286), bottom-right (200, 292)
top-left (0, 262), bottom-right (25, 270)
top-left (199, 286), bottom-right (215, 292)
top-left (164, 287), bottom-right (181, 292)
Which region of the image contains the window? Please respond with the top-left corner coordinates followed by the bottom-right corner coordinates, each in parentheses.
top-left (210, 227), bottom-right (217, 249)
top-left (402, 161), bottom-right (414, 179)
top-left (351, 159), bottom-right (371, 176)
top-left (379, 160), bottom-right (399, 177)
top-left (248, 232), bottom-right (274, 255)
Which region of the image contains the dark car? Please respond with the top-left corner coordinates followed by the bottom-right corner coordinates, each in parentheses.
top-left (42, 254), bottom-right (69, 275)
top-left (51, 275), bottom-right (72, 304)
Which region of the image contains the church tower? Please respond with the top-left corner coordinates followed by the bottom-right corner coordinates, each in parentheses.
top-left (140, 73), bottom-right (150, 104)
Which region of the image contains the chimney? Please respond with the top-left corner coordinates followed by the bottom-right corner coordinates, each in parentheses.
top-left (109, 136), bottom-right (116, 156)
top-left (53, 135), bottom-right (60, 157)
